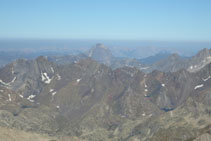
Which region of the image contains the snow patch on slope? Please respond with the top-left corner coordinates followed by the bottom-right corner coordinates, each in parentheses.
top-left (8, 94), bottom-right (12, 101)
top-left (0, 77), bottom-right (16, 86)
top-left (140, 67), bottom-right (149, 70)
top-left (203, 76), bottom-right (211, 81)
top-left (11, 67), bottom-right (14, 74)
top-left (56, 74), bottom-right (61, 80)
top-left (27, 95), bottom-right (36, 102)
top-left (52, 91), bottom-right (57, 96)
top-left (49, 89), bottom-right (54, 92)
top-left (194, 84), bottom-right (204, 90)
top-left (19, 95), bottom-right (23, 98)
top-left (77, 79), bottom-right (81, 83)
top-left (41, 72), bottom-right (52, 84)
top-left (51, 67), bottom-right (54, 73)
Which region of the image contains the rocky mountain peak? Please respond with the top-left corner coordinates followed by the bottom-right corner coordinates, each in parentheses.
top-left (187, 48), bottom-right (211, 72)
top-left (168, 53), bottom-right (181, 60)
top-left (88, 43), bottom-right (111, 57)
top-left (197, 48), bottom-right (210, 57)
top-left (95, 43), bottom-right (108, 50)
top-left (87, 43), bottom-right (114, 65)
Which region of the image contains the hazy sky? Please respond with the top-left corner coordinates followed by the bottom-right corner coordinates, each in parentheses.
top-left (0, 0), bottom-right (210, 41)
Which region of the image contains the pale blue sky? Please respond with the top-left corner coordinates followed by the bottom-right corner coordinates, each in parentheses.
top-left (0, 0), bottom-right (210, 41)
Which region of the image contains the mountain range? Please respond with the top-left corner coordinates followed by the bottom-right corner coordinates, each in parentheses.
top-left (0, 44), bottom-right (211, 140)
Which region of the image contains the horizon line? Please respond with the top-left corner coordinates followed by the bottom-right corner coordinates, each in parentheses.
top-left (0, 37), bottom-right (211, 43)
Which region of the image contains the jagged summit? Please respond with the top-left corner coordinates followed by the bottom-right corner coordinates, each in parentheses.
top-left (170, 53), bottom-right (180, 58)
top-left (88, 43), bottom-right (111, 57)
top-left (187, 48), bottom-right (211, 72)
top-left (87, 43), bottom-right (113, 65)
top-left (196, 48), bottom-right (211, 57)
top-left (95, 43), bottom-right (109, 50)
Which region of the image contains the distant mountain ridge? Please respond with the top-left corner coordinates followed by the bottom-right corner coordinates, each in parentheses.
top-left (46, 44), bottom-right (211, 74)
top-left (147, 48), bottom-right (211, 73)
top-left (139, 51), bottom-right (171, 65)
top-left (0, 43), bottom-right (211, 74)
